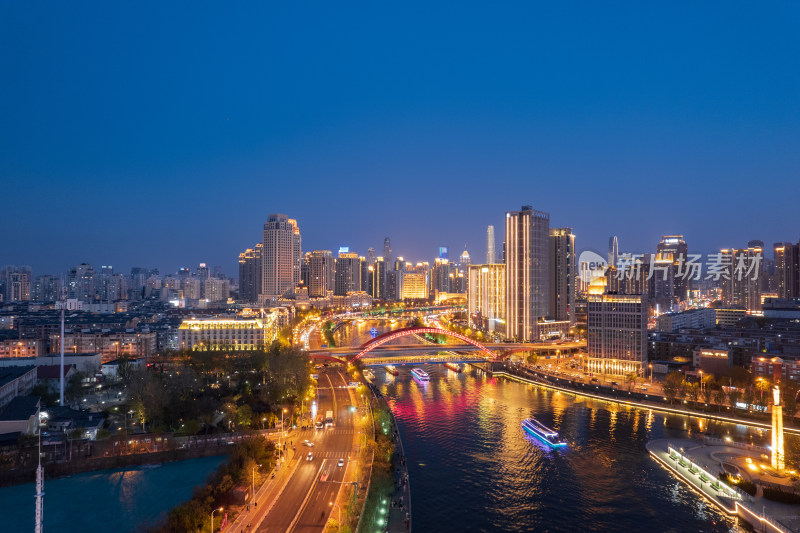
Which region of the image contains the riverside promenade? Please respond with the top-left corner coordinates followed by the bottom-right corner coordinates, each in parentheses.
top-left (647, 438), bottom-right (800, 533)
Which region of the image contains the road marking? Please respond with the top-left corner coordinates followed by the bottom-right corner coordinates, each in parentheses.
top-left (287, 459), bottom-right (326, 532)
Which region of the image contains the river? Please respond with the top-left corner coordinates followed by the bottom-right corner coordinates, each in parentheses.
top-left (373, 362), bottom-right (794, 533)
top-left (1, 455), bottom-right (226, 532)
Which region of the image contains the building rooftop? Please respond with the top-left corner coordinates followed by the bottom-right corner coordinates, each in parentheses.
top-left (0, 365), bottom-right (36, 387)
top-left (37, 365), bottom-right (75, 379)
top-left (0, 395), bottom-right (40, 421)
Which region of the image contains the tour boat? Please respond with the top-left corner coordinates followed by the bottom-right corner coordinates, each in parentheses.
top-left (444, 362), bottom-right (462, 372)
top-left (384, 365), bottom-right (399, 376)
top-left (522, 418), bottom-right (567, 447)
top-left (363, 369), bottom-right (375, 381)
top-left (410, 368), bottom-right (430, 382)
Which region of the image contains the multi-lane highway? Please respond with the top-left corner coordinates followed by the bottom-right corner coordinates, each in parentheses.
top-left (255, 368), bottom-right (357, 532)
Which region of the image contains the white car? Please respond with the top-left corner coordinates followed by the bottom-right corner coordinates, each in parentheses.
top-left (302, 440), bottom-right (315, 447)
top-left (306, 453), bottom-right (313, 461)
top-left (337, 458), bottom-right (344, 467)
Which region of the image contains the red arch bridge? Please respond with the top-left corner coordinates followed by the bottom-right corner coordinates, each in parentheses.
top-left (306, 327), bottom-right (584, 365)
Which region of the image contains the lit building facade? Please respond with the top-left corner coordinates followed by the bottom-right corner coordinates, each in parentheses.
top-left (505, 206), bottom-right (550, 341)
top-left (308, 250), bottom-right (335, 298)
top-left (238, 244), bottom-right (262, 303)
top-left (549, 227), bottom-right (575, 324)
top-left (261, 214), bottom-right (301, 301)
top-left (775, 241), bottom-right (800, 300)
top-left (178, 317), bottom-right (279, 351)
top-left (587, 293), bottom-right (647, 376)
top-left (468, 264), bottom-right (505, 331)
top-left (401, 264), bottom-right (429, 300)
top-left (2, 266), bottom-right (32, 302)
top-left (720, 246), bottom-right (762, 312)
top-left (335, 252), bottom-right (361, 296)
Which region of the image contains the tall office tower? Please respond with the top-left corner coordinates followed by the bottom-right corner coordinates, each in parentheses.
top-left (587, 293), bottom-right (647, 376)
top-left (386, 270), bottom-right (399, 301)
top-left (68, 263), bottom-right (97, 303)
top-left (130, 267), bottom-right (148, 299)
top-left (468, 264), bottom-right (505, 332)
top-left (366, 248), bottom-right (376, 265)
top-left (300, 253), bottom-right (310, 288)
top-left (361, 257), bottom-right (372, 292)
top-left (721, 245), bottom-right (763, 311)
top-left (394, 257), bottom-right (405, 272)
top-left (261, 214), bottom-right (302, 300)
top-left (775, 241), bottom-right (800, 299)
top-left (197, 263), bottom-right (210, 280)
top-left (368, 258), bottom-right (386, 300)
top-left (308, 250), bottom-right (335, 298)
top-left (401, 264), bottom-right (429, 299)
top-left (431, 258), bottom-right (455, 295)
top-left (238, 244), bottom-right (263, 303)
top-left (335, 252), bottom-right (361, 296)
top-left (459, 249), bottom-right (471, 271)
top-left (438, 246), bottom-right (449, 260)
top-left (1, 266), bottom-right (32, 302)
top-left (32, 275), bottom-right (62, 304)
top-left (656, 235), bottom-right (689, 303)
top-left (383, 238), bottom-right (392, 269)
top-left (549, 228), bottom-right (575, 323)
top-left (487, 226), bottom-right (496, 264)
top-left (608, 236), bottom-right (619, 268)
top-left (505, 206), bottom-right (550, 341)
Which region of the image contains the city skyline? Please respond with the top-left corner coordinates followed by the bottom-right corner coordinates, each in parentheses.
top-left (2, 4), bottom-right (799, 274)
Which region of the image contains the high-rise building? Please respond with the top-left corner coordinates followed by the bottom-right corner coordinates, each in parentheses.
top-left (720, 245), bottom-right (763, 312)
top-left (1, 266), bottom-right (32, 302)
top-left (368, 258), bottom-right (386, 300)
top-left (308, 250), bottom-right (335, 298)
top-left (401, 267), bottom-right (429, 300)
top-left (468, 264), bottom-right (505, 332)
top-left (32, 275), bottom-right (61, 304)
top-left (608, 236), bottom-right (619, 268)
top-left (366, 247), bottom-right (376, 265)
top-left (197, 263), bottom-right (210, 280)
top-left (431, 258), bottom-right (455, 296)
top-left (335, 252), bottom-right (361, 296)
top-left (238, 244), bottom-right (263, 303)
top-left (68, 263), bottom-right (97, 303)
top-left (656, 235), bottom-right (689, 303)
top-left (486, 226), bottom-right (496, 264)
top-left (505, 206), bottom-right (550, 341)
top-left (204, 278), bottom-right (230, 303)
top-left (549, 228), bottom-right (575, 323)
top-left (383, 237), bottom-right (392, 269)
top-left (438, 246), bottom-right (449, 260)
top-left (587, 293), bottom-right (647, 376)
top-left (775, 241), bottom-right (800, 300)
top-left (261, 214), bottom-right (301, 300)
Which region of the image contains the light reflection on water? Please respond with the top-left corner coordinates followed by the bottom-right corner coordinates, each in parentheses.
top-left (378, 364), bottom-right (778, 533)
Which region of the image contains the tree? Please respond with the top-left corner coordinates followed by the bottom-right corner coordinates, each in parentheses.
top-left (712, 389), bottom-right (726, 412)
top-left (727, 388), bottom-right (741, 412)
top-left (685, 381), bottom-right (700, 408)
top-left (662, 372), bottom-right (685, 405)
top-left (781, 381), bottom-right (799, 423)
top-left (625, 372), bottom-right (638, 391)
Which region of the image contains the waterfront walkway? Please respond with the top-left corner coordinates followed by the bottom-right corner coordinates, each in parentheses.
top-left (387, 421), bottom-right (411, 532)
top-left (648, 439), bottom-right (800, 533)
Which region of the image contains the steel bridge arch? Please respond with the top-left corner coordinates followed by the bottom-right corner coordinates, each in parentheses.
top-left (352, 327), bottom-right (496, 362)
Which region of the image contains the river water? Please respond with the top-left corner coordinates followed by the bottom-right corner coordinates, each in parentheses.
top-left (374, 363), bottom-right (794, 533)
top-left (1, 455), bottom-right (226, 532)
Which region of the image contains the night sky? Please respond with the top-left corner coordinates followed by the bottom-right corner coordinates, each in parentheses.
top-left (2, 3), bottom-right (799, 276)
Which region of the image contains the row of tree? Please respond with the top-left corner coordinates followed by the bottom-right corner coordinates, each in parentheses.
top-left (661, 370), bottom-right (799, 420)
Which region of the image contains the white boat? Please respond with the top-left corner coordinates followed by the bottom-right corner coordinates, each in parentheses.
top-left (411, 368), bottom-right (429, 382)
top-left (522, 418), bottom-right (567, 447)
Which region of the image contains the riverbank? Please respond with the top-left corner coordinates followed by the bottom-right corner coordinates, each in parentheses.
top-left (0, 441), bottom-right (231, 488)
top-left (492, 363), bottom-right (800, 435)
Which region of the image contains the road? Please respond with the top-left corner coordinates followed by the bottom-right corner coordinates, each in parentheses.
top-left (255, 368), bottom-right (357, 532)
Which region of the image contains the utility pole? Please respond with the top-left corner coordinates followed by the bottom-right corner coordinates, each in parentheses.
top-left (35, 404), bottom-right (44, 533)
top-left (59, 286), bottom-right (66, 406)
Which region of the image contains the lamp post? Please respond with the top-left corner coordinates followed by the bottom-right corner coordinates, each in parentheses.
top-left (210, 506), bottom-right (223, 533)
top-left (280, 408), bottom-right (288, 454)
top-left (649, 364), bottom-right (653, 384)
top-left (329, 501), bottom-right (341, 527)
top-left (699, 370), bottom-right (704, 395)
top-left (252, 463), bottom-right (262, 501)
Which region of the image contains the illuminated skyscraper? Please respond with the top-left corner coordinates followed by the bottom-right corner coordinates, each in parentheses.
top-left (308, 250), bottom-right (335, 298)
top-left (608, 236), bottom-right (619, 268)
top-left (487, 226), bottom-right (496, 264)
top-left (655, 235), bottom-right (689, 303)
top-left (468, 264), bottom-right (505, 331)
top-left (261, 214), bottom-right (301, 301)
top-left (720, 245), bottom-right (763, 312)
top-left (775, 241), bottom-right (800, 299)
top-left (238, 244), bottom-right (262, 303)
top-left (335, 252), bottom-right (361, 296)
top-left (383, 237), bottom-right (392, 269)
top-left (549, 228), bottom-right (575, 323)
top-left (505, 206), bottom-right (550, 341)
top-left (587, 293), bottom-right (647, 376)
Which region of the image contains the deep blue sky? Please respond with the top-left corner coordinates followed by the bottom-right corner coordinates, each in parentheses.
top-left (2, 3), bottom-right (799, 276)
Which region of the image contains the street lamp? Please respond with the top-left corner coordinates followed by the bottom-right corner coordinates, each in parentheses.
top-left (699, 370), bottom-right (704, 395)
top-left (280, 408), bottom-right (288, 452)
top-left (252, 463), bottom-right (262, 501)
top-left (210, 506), bottom-right (223, 533)
top-left (649, 364), bottom-right (653, 384)
top-left (329, 501), bottom-right (341, 526)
